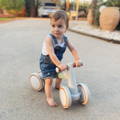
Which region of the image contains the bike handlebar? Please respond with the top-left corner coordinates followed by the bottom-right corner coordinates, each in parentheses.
top-left (56, 62), bottom-right (83, 73)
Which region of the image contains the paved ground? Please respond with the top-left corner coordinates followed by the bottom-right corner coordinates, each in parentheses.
top-left (0, 19), bottom-right (120, 120)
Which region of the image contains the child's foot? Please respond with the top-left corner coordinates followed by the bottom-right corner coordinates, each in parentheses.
top-left (46, 98), bottom-right (58, 107)
top-left (55, 86), bottom-right (60, 90)
top-left (55, 84), bottom-right (60, 90)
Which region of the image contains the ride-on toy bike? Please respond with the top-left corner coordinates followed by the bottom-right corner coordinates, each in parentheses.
top-left (29, 63), bottom-right (90, 109)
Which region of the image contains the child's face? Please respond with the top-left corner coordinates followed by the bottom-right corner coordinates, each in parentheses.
top-left (50, 18), bottom-right (67, 39)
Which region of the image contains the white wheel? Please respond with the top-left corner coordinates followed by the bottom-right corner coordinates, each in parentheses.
top-left (77, 83), bottom-right (90, 105)
top-left (29, 72), bottom-right (44, 91)
top-left (59, 85), bottom-right (72, 109)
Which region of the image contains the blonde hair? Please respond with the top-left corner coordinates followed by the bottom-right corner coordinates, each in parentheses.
top-left (50, 10), bottom-right (69, 29)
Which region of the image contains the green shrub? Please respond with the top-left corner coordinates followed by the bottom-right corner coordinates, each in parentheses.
top-left (105, 0), bottom-right (120, 7)
top-left (93, 7), bottom-right (100, 26)
top-left (88, 0), bottom-right (101, 26)
top-left (0, 0), bottom-right (25, 11)
top-left (116, 22), bottom-right (120, 30)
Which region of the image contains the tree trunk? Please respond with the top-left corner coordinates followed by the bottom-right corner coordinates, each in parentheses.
top-left (25, 0), bottom-right (37, 17)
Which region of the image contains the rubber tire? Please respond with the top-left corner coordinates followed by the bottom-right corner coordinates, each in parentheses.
top-left (59, 85), bottom-right (72, 109)
top-left (77, 83), bottom-right (90, 105)
top-left (29, 72), bottom-right (44, 91)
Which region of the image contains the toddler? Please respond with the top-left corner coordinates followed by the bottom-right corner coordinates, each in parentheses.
top-left (40, 10), bottom-right (82, 107)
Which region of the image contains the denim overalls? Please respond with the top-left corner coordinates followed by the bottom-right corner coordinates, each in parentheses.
top-left (40, 34), bottom-right (68, 79)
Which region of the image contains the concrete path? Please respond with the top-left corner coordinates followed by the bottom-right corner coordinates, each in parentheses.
top-left (0, 19), bottom-right (120, 120)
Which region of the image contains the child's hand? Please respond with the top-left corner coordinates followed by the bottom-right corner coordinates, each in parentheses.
top-left (73, 60), bottom-right (83, 67)
top-left (58, 64), bottom-right (68, 71)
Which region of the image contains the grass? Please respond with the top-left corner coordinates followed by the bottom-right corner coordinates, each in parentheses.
top-left (0, 17), bottom-right (13, 21)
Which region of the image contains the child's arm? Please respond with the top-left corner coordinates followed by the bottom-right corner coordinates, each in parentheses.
top-left (67, 41), bottom-right (82, 67)
top-left (45, 37), bottom-right (67, 71)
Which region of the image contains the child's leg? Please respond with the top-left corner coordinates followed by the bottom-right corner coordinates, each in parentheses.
top-left (55, 78), bottom-right (62, 89)
top-left (45, 78), bottom-right (58, 107)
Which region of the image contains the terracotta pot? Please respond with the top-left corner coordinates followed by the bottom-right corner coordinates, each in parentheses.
top-left (99, 7), bottom-right (120, 31)
top-left (87, 9), bottom-right (94, 25)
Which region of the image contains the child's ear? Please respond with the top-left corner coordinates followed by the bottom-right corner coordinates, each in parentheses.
top-left (64, 27), bottom-right (67, 32)
top-left (65, 28), bottom-right (67, 32)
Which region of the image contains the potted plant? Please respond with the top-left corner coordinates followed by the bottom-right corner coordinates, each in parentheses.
top-left (99, 0), bottom-right (120, 31)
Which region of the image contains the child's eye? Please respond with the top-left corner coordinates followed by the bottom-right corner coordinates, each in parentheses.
top-left (52, 25), bottom-right (55, 27)
top-left (58, 25), bottom-right (62, 28)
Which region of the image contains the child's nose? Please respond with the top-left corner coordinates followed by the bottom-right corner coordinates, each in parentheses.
top-left (54, 26), bottom-right (59, 31)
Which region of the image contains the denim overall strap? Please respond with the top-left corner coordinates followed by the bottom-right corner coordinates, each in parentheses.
top-left (49, 34), bottom-right (58, 46)
top-left (49, 34), bottom-right (68, 47)
top-left (63, 35), bottom-right (68, 46)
